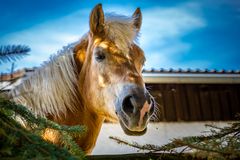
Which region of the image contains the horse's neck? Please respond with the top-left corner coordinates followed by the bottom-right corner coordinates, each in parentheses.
top-left (51, 107), bottom-right (105, 154)
top-left (75, 109), bottom-right (105, 154)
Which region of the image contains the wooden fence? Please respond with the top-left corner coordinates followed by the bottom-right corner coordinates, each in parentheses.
top-left (147, 83), bottom-right (240, 121)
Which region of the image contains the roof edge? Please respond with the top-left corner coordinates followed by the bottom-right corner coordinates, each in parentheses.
top-left (143, 72), bottom-right (240, 84)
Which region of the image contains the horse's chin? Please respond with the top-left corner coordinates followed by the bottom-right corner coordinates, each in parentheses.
top-left (119, 119), bottom-right (147, 136)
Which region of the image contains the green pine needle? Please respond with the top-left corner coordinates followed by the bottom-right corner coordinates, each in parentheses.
top-left (0, 45), bottom-right (30, 64)
top-left (0, 96), bottom-right (86, 160)
top-left (110, 120), bottom-right (240, 159)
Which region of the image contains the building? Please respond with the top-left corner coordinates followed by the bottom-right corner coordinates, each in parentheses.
top-left (0, 68), bottom-right (36, 91)
top-left (1, 68), bottom-right (240, 121)
top-left (143, 68), bottom-right (240, 121)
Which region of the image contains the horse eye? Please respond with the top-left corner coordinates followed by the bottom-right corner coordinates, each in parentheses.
top-left (95, 53), bottom-right (105, 62)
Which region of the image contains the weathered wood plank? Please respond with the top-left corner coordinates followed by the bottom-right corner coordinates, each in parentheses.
top-left (146, 83), bottom-right (240, 121)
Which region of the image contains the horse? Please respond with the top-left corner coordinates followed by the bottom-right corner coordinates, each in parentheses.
top-left (10, 4), bottom-right (156, 154)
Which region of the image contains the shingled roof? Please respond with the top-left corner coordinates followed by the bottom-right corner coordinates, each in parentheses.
top-left (142, 68), bottom-right (240, 84)
top-left (143, 68), bottom-right (240, 74)
top-left (0, 68), bottom-right (36, 82)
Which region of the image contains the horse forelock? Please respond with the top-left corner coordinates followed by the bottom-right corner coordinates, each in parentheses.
top-left (104, 13), bottom-right (139, 54)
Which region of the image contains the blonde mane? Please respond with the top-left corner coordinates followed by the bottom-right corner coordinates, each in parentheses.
top-left (10, 44), bottom-right (80, 117)
top-left (10, 13), bottom-right (138, 118)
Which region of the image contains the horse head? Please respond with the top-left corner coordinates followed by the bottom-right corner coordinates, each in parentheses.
top-left (74, 4), bottom-right (155, 136)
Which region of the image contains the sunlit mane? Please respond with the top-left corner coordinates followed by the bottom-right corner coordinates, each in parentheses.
top-left (105, 13), bottom-right (138, 53)
top-left (10, 44), bottom-right (80, 117)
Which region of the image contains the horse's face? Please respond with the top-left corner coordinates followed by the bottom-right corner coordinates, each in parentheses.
top-left (76, 4), bottom-right (155, 136)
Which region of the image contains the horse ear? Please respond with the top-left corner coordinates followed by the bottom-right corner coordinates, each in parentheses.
top-left (132, 8), bottom-right (142, 32)
top-left (90, 4), bottom-right (105, 35)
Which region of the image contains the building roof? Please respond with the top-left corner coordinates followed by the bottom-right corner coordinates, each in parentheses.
top-left (143, 68), bottom-right (240, 74)
top-left (1, 68), bottom-right (240, 86)
top-left (0, 68), bottom-right (35, 82)
top-left (0, 68), bottom-right (36, 90)
top-left (142, 68), bottom-right (240, 84)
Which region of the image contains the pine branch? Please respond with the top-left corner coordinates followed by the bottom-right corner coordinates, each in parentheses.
top-left (0, 45), bottom-right (30, 64)
top-left (109, 136), bottom-right (165, 152)
top-left (0, 96), bottom-right (86, 159)
top-left (0, 109), bottom-right (72, 159)
top-left (110, 120), bottom-right (240, 159)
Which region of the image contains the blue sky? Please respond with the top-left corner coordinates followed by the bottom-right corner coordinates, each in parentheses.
top-left (1, 0), bottom-right (240, 73)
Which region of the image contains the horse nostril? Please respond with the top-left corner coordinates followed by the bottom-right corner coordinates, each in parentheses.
top-left (122, 96), bottom-right (134, 114)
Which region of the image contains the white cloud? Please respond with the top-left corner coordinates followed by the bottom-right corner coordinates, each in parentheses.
top-left (0, 5), bottom-right (137, 72)
top-left (144, 43), bottom-right (190, 69)
top-left (139, 3), bottom-right (207, 69)
top-left (0, 9), bottom-right (90, 71)
top-left (0, 2), bottom-right (207, 72)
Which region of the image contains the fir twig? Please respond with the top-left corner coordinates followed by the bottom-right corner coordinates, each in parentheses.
top-left (110, 120), bottom-right (240, 159)
top-left (0, 96), bottom-right (86, 159)
top-left (0, 45), bottom-right (30, 64)
top-left (109, 136), bottom-right (164, 152)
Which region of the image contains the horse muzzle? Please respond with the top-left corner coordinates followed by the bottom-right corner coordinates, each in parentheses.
top-left (115, 84), bottom-right (155, 136)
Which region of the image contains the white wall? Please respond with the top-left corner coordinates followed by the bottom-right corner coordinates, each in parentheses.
top-left (93, 122), bottom-right (230, 155)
